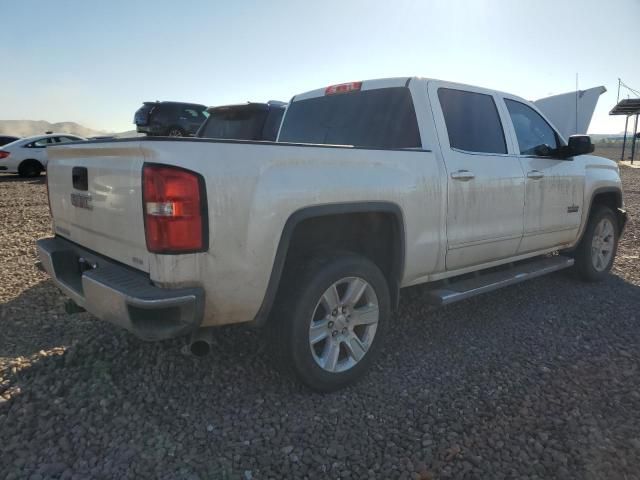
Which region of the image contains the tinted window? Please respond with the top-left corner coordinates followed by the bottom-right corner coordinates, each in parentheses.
top-left (438, 88), bottom-right (506, 154)
top-left (261, 107), bottom-right (285, 141)
top-left (182, 108), bottom-right (200, 118)
top-left (279, 87), bottom-right (421, 149)
top-left (56, 136), bottom-right (82, 143)
top-left (134, 105), bottom-right (154, 125)
top-left (199, 108), bottom-right (268, 140)
top-left (505, 99), bottom-right (558, 155)
top-left (27, 138), bottom-right (53, 148)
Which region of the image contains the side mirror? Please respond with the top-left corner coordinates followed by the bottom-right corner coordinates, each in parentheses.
top-left (561, 135), bottom-right (594, 158)
top-left (533, 144), bottom-right (554, 156)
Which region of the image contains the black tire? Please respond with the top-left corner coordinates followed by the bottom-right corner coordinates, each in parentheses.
top-left (574, 205), bottom-right (619, 282)
top-left (18, 160), bottom-right (43, 178)
top-left (270, 253), bottom-right (390, 392)
top-left (166, 126), bottom-right (185, 137)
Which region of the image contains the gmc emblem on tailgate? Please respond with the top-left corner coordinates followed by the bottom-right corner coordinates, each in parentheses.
top-left (70, 193), bottom-right (93, 210)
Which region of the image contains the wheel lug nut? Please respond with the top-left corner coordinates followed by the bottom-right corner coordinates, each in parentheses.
top-left (332, 330), bottom-right (338, 337)
top-left (328, 321), bottom-right (334, 328)
top-left (332, 309), bottom-right (338, 316)
top-left (342, 327), bottom-right (347, 334)
top-left (342, 306), bottom-right (347, 314)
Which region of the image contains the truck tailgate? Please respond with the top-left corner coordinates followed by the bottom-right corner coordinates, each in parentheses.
top-left (46, 141), bottom-right (150, 272)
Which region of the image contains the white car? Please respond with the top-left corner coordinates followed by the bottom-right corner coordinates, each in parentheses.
top-left (0, 133), bottom-right (85, 177)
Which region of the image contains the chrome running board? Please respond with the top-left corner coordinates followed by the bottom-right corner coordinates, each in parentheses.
top-left (426, 256), bottom-right (574, 306)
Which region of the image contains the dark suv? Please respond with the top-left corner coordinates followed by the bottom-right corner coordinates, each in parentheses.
top-left (197, 101), bottom-right (286, 141)
top-left (134, 101), bottom-right (208, 137)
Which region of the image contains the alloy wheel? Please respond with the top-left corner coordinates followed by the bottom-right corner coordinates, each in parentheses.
top-left (591, 217), bottom-right (615, 272)
top-left (308, 276), bottom-right (379, 373)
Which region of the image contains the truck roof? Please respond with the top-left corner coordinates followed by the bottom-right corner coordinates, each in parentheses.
top-left (290, 76), bottom-right (531, 104)
top-left (289, 77), bottom-right (606, 139)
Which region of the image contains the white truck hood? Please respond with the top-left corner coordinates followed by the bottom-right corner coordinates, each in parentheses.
top-left (534, 86), bottom-right (606, 140)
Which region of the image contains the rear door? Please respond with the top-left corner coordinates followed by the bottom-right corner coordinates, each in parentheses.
top-left (501, 97), bottom-right (584, 252)
top-left (26, 137), bottom-right (53, 163)
top-left (428, 82), bottom-right (525, 270)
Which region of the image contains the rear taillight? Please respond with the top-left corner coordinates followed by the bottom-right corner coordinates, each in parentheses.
top-left (325, 81), bottom-right (362, 96)
top-left (0, 151), bottom-right (10, 159)
top-left (142, 164), bottom-right (207, 254)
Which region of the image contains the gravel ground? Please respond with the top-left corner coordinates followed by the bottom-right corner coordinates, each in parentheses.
top-left (1, 168), bottom-right (639, 480)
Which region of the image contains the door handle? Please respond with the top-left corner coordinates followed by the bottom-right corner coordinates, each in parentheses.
top-left (450, 170), bottom-right (475, 181)
top-left (527, 170), bottom-right (544, 180)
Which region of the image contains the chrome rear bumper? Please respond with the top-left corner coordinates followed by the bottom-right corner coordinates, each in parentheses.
top-left (36, 236), bottom-right (204, 341)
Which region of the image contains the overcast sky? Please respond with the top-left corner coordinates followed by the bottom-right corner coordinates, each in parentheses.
top-left (1, 0), bottom-right (639, 134)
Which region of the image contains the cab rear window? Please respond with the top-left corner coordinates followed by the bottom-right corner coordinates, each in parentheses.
top-left (279, 87), bottom-right (421, 149)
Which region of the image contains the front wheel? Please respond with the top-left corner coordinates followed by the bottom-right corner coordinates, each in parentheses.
top-left (271, 254), bottom-right (390, 392)
top-left (574, 206), bottom-right (619, 281)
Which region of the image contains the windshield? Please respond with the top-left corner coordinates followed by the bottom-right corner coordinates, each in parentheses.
top-left (278, 87), bottom-right (421, 149)
top-left (198, 108), bottom-right (268, 140)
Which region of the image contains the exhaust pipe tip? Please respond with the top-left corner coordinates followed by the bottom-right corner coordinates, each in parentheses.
top-left (188, 328), bottom-right (213, 357)
top-left (64, 299), bottom-right (86, 315)
top-left (189, 340), bottom-right (211, 357)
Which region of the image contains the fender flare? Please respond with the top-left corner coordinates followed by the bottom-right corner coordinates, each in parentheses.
top-left (574, 186), bottom-right (626, 247)
top-left (250, 201), bottom-right (406, 327)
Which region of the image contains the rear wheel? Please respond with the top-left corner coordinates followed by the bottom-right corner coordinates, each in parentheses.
top-left (166, 127), bottom-right (185, 137)
top-left (18, 160), bottom-right (43, 178)
top-left (271, 253), bottom-right (390, 392)
top-left (574, 206), bottom-right (619, 281)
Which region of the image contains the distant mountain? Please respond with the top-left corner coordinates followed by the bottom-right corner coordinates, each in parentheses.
top-left (114, 130), bottom-right (141, 138)
top-left (0, 120), bottom-right (140, 139)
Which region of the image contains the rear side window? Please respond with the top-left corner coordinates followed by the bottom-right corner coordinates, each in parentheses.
top-left (182, 108), bottom-right (202, 119)
top-left (27, 138), bottom-right (53, 148)
top-left (55, 136), bottom-right (82, 143)
top-left (438, 88), bottom-right (507, 154)
top-left (279, 87), bottom-right (421, 149)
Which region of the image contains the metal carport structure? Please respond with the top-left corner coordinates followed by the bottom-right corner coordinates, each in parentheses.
top-left (610, 98), bottom-right (640, 164)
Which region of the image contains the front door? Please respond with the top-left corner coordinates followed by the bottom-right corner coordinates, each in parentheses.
top-left (502, 98), bottom-right (585, 253)
top-left (429, 84), bottom-right (525, 270)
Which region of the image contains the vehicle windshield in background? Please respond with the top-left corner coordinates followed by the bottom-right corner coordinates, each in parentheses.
top-left (278, 87), bottom-right (421, 149)
top-left (199, 108), bottom-right (269, 141)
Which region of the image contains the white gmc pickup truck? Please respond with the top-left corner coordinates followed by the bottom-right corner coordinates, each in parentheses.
top-left (37, 77), bottom-right (627, 391)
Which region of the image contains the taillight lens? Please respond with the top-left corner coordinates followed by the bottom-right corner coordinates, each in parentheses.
top-left (142, 164), bottom-right (207, 253)
top-left (0, 151), bottom-right (10, 159)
